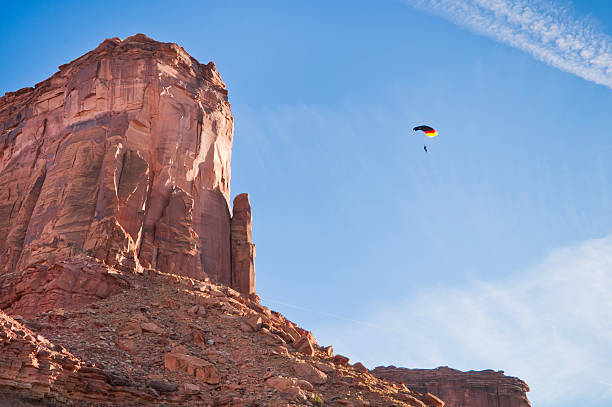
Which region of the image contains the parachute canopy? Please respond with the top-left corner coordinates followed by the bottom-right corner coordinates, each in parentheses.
top-left (413, 125), bottom-right (438, 138)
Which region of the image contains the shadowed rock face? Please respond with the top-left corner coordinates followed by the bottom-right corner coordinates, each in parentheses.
top-left (0, 34), bottom-right (234, 285)
top-left (371, 366), bottom-right (531, 407)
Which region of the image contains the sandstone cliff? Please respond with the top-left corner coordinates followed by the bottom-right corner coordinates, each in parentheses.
top-left (371, 366), bottom-right (531, 407)
top-left (0, 34), bottom-right (254, 298)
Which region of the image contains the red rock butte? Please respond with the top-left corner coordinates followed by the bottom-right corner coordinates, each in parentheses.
top-left (0, 34), bottom-right (255, 307)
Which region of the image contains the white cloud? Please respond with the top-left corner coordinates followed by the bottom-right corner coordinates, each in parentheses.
top-left (316, 235), bottom-right (612, 406)
top-left (404, 0), bottom-right (612, 89)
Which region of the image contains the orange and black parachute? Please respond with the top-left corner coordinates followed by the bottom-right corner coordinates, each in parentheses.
top-left (413, 125), bottom-right (438, 137)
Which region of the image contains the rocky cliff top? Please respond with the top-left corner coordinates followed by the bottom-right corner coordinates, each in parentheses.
top-left (1, 34), bottom-right (227, 107)
top-left (373, 365), bottom-right (529, 388)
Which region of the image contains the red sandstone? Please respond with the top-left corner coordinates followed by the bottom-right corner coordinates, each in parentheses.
top-left (371, 366), bottom-right (531, 407)
top-left (0, 34), bottom-right (253, 297)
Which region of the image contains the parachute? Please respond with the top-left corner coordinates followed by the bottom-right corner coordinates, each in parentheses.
top-left (413, 125), bottom-right (437, 153)
top-left (413, 125), bottom-right (438, 138)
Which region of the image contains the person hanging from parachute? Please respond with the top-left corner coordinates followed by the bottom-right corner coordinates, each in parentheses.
top-left (413, 125), bottom-right (437, 152)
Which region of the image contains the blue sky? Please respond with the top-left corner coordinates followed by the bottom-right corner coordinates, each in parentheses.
top-left (2, 1), bottom-right (612, 405)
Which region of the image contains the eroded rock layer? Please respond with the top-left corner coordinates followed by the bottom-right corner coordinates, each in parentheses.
top-left (371, 366), bottom-right (531, 407)
top-left (0, 34), bottom-right (235, 286)
top-left (0, 257), bottom-right (129, 317)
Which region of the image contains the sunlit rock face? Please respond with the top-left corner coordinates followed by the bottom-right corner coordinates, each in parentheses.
top-left (0, 34), bottom-right (233, 284)
top-left (371, 366), bottom-right (531, 407)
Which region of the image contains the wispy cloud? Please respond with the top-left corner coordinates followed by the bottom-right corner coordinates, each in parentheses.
top-left (315, 235), bottom-right (612, 407)
top-left (404, 0), bottom-right (612, 89)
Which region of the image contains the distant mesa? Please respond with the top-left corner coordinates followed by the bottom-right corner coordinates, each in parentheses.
top-left (371, 365), bottom-right (532, 407)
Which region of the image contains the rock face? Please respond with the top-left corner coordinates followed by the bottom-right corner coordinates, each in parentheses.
top-left (0, 257), bottom-right (129, 317)
top-left (371, 366), bottom-right (531, 407)
top-left (230, 193), bottom-right (255, 297)
top-left (0, 34), bottom-right (255, 300)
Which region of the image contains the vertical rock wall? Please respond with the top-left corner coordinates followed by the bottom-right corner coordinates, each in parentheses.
top-left (0, 35), bottom-right (241, 288)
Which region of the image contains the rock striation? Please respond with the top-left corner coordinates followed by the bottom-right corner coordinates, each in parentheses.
top-left (0, 34), bottom-right (255, 300)
top-left (371, 366), bottom-right (531, 407)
